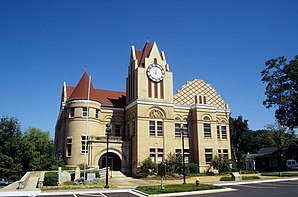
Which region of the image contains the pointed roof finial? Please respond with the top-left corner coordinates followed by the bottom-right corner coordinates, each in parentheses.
top-left (84, 65), bottom-right (87, 72)
top-left (146, 37), bottom-right (150, 43)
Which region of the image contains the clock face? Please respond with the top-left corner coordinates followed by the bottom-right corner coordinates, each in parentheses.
top-left (147, 64), bottom-right (165, 82)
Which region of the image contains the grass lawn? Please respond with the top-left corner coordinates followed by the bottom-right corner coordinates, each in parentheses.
top-left (136, 183), bottom-right (223, 195)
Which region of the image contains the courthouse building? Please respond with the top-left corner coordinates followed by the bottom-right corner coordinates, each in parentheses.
top-left (54, 42), bottom-right (231, 174)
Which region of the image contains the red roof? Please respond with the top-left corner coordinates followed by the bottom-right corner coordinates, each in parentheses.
top-left (135, 42), bottom-right (164, 67)
top-left (135, 42), bottom-right (153, 67)
top-left (66, 72), bottom-right (126, 107)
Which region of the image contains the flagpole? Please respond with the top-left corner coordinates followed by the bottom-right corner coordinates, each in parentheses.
top-left (84, 74), bottom-right (91, 180)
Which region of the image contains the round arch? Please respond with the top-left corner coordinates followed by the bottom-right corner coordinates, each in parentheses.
top-left (97, 149), bottom-right (122, 171)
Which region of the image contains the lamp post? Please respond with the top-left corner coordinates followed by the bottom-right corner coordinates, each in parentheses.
top-left (181, 125), bottom-right (187, 184)
top-left (104, 123), bottom-right (111, 188)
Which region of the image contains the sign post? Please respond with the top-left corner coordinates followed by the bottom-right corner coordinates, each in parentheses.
top-left (158, 162), bottom-right (166, 190)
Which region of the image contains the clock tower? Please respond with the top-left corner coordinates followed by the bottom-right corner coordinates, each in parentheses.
top-left (126, 42), bottom-right (173, 104)
top-left (125, 42), bottom-right (175, 173)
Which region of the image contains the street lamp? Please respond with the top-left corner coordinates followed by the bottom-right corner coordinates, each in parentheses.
top-left (181, 125), bottom-right (187, 184)
top-left (104, 123), bottom-right (112, 188)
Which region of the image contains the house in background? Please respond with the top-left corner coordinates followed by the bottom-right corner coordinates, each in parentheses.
top-left (245, 141), bottom-right (298, 171)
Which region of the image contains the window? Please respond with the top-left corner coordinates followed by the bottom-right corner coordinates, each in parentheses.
top-left (82, 107), bottom-right (88, 117)
top-left (221, 126), bottom-right (227, 139)
top-left (70, 108), bottom-right (75, 118)
top-left (157, 121), bottom-right (163, 136)
top-left (176, 148), bottom-right (189, 163)
top-left (204, 123), bottom-right (211, 138)
top-left (149, 121), bottom-right (155, 136)
top-left (269, 158), bottom-right (278, 167)
top-left (203, 116), bottom-right (210, 121)
top-left (149, 120), bottom-right (163, 136)
top-left (150, 148), bottom-right (156, 163)
top-left (218, 149), bottom-right (221, 156)
top-left (175, 123), bottom-right (181, 137)
top-left (81, 136), bottom-right (88, 154)
top-left (182, 123), bottom-right (189, 137)
top-left (115, 124), bottom-right (121, 136)
top-left (95, 109), bottom-right (100, 118)
top-left (223, 149), bottom-right (228, 159)
top-left (157, 148), bottom-right (163, 163)
top-left (203, 116), bottom-right (211, 138)
top-left (217, 126), bottom-right (220, 139)
top-left (175, 117), bottom-right (189, 138)
top-left (175, 149), bottom-right (182, 157)
top-left (66, 137), bottom-right (72, 157)
top-left (205, 148), bottom-right (212, 164)
top-left (184, 149), bottom-right (190, 163)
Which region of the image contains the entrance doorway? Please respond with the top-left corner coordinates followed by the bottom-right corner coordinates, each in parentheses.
top-left (99, 152), bottom-right (121, 171)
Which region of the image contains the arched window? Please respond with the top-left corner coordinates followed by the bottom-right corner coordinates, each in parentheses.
top-left (203, 116), bottom-right (210, 121)
top-left (203, 116), bottom-right (211, 138)
top-left (221, 120), bottom-right (227, 139)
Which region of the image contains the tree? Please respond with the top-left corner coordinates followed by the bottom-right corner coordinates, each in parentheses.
top-left (0, 117), bottom-right (64, 180)
top-left (229, 116), bottom-right (251, 163)
top-left (0, 117), bottom-right (23, 180)
top-left (164, 152), bottom-right (183, 175)
top-left (22, 127), bottom-right (64, 171)
top-left (208, 156), bottom-right (231, 174)
top-left (261, 55), bottom-right (298, 129)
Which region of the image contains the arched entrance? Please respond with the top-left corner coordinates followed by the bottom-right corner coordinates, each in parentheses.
top-left (99, 152), bottom-right (121, 171)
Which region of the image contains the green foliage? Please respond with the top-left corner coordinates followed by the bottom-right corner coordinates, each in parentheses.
top-left (137, 157), bottom-right (157, 175)
top-left (208, 156), bottom-right (232, 174)
top-left (44, 172), bottom-right (58, 186)
top-left (164, 153), bottom-right (182, 175)
top-left (185, 163), bottom-right (199, 175)
top-left (0, 116), bottom-right (64, 181)
top-left (229, 116), bottom-right (251, 163)
top-left (261, 55), bottom-right (298, 129)
top-left (219, 176), bottom-right (234, 181)
top-left (240, 170), bottom-right (259, 174)
top-left (261, 172), bottom-right (298, 177)
top-left (133, 172), bottom-right (149, 179)
top-left (136, 183), bottom-right (223, 195)
top-left (242, 176), bottom-right (260, 180)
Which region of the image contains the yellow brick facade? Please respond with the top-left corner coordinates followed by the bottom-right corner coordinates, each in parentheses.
top-left (55, 42), bottom-right (231, 174)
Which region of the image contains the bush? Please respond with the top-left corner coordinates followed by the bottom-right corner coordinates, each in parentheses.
top-left (186, 163), bottom-right (199, 175)
top-left (165, 153), bottom-right (182, 174)
top-left (133, 172), bottom-right (148, 179)
top-left (219, 176), bottom-right (235, 181)
top-left (137, 157), bottom-right (157, 175)
top-left (242, 176), bottom-right (260, 180)
top-left (44, 172), bottom-right (58, 186)
top-left (240, 170), bottom-right (258, 174)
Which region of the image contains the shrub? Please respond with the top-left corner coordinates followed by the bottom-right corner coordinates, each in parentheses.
top-left (240, 170), bottom-right (258, 174)
top-left (165, 153), bottom-right (182, 174)
top-left (137, 157), bottom-right (157, 175)
top-left (74, 177), bottom-right (85, 185)
top-left (44, 172), bottom-right (58, 186)
top-left (242, 176), bottom-right (260, 180)
top-left (133, 172), bottom-right (148, 179)
top-left (219, 176), bottom-right (235, 181)
top-left (186, 163), bottom-right (199, 175)
top-left (208, 156), bottom-right (232, 174)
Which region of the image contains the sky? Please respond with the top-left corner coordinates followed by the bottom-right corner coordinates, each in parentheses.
top-left (0, 0), bottom-right (297, 138)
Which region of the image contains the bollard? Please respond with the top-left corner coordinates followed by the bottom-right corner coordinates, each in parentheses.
top-left (195, 177), bottom-right (200, 186)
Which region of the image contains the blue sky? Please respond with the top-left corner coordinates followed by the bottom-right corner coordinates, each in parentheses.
top-left (0, 0), bottom-right (297, 138)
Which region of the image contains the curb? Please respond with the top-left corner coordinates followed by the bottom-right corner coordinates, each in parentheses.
top-left (132, 187), bottom-right (236, 197)
top-left (214, 177), bottom-right (298, 186)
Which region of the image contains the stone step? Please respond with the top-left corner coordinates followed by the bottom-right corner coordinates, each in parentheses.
top-left (110, 171), bottom-right (126, 178)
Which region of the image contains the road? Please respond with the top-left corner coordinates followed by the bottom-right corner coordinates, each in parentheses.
top-left (194, 179), bottom-right (298, 197)
top-left (2, 179), bottom-right (298, 197)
